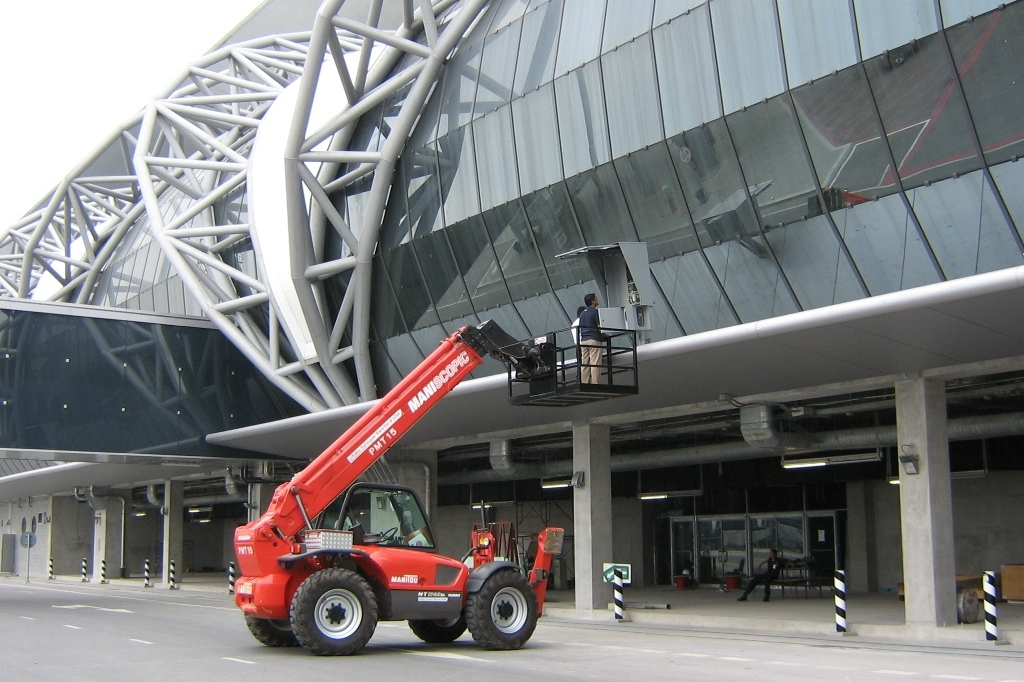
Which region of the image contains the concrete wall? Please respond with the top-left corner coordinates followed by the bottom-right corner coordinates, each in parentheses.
top-left (182, 517), bottom-right (245, 573)
top-left (0, 496), bottom-right (54, 578)
top-left (846, 470), bottom-right (1024, 594)
top-left (124, 510), bottom-right (163, 577)
top-left (612, 497), bottom-right (645, 587)
top-left (51, 495), bottom-right (94, 575)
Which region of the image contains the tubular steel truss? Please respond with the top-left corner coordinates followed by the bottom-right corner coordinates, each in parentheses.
top-left (0, 0), bottom-right (489, 412)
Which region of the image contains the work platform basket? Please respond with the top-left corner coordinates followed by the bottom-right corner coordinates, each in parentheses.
top-left (506, 327), bottom-right (639, 407)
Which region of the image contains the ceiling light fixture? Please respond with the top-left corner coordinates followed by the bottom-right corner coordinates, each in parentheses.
top-left (782, 450), bottom-right (882, 469)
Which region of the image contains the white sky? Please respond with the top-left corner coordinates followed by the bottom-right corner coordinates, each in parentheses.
top-left (0, 0), bottom-right (265, 230)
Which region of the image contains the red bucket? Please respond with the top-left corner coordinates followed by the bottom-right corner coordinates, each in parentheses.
top-left (674, 575), bottom-right (689, 589)
top-left (725, 575), bottom-right (741, 590)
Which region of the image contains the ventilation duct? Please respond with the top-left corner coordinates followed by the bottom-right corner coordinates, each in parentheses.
top-left (739, 404), bottom-right (814, 450)
top-left (489, 440), bottom-right (516, 472)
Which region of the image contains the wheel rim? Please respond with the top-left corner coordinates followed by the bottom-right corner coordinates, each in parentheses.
top-left (314, 588), bottom-right (363, 640)
top-left (490, 586), bottom-right (528, 634)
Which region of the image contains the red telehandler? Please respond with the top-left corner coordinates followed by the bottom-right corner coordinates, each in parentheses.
top-left (233, 321), bottom-right (565, 655)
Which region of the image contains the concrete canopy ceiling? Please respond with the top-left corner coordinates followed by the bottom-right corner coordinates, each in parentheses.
top-left (207, 266), bottom-right (1024, 461)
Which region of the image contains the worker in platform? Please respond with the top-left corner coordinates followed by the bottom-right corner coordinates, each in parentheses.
top-left (578, 293), bottom-right (604, 384)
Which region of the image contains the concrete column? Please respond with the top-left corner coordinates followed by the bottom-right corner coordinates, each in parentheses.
top-left (394, 449), bottom-right (438, 523)
top-left (161, 480), bottom-right (184, 587)
top-left (247, 483), bottom-right (276, 523)
top-left (572, 421), bottom-right (612, 612)
top-left (895, 377), bottom-right (956, 627)
top-left (845, 481), bottom-right (871, 594)
top-left (90, 495), bottom-right (125, 582)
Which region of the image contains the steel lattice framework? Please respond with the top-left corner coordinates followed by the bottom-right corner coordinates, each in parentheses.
top-left (0, 0), bottom-right (489, 413)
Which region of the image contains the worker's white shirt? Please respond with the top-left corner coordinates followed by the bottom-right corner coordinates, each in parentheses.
top-left (570, 318), bottom-right (580, 344)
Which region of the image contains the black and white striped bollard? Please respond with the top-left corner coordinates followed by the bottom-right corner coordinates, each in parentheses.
top-left (834, 570), bottom-right (847, 633)
top-left (143, 559), bottom-right (152, 588)
top-left (47, 557), bottom-right (54, 580)
top-left (100, 559), bottom-right (108, 584)
top-left (80, 557), bottom-right (88, 583)
top-left (228, 562), bottom-right (236, 594)
top-left (613, 568), bottom-right (624, 621)
top-left (984, 570), bottom-right (1006, 644)
top-left (168, 560), bottom-right (178, 590)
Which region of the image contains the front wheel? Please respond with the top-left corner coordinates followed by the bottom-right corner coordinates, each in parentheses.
top-left (409, 616), bottom-right (467, 643)
top-left (244, 615), bottom-right (298, 647)
top-left (465, 569), bottom-right (538, 650)
top-left (290, 568), bottom-right (377, 655)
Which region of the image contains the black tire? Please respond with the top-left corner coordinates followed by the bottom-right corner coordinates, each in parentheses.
top-left (244, 615), bottom-right (299, 647)
top-left (465, 569), bottom-right (538, 650)
top-left (408, 616), bottom-right (467, 643)
top-left (290, 568), bottom-right (378, 655)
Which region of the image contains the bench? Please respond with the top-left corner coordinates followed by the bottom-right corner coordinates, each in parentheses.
top-left (776, 558), bottom-right (829, 598)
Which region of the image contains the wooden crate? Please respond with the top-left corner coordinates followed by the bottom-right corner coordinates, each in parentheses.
top-left (1002, 564), bottom-right (1024, 601)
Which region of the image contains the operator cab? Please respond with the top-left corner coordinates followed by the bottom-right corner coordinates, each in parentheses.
top-left (316, 483), bottom-right (435, 549)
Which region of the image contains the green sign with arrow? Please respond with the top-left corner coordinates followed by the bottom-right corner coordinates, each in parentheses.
top-left (602, 563), bottom-right (631, 584)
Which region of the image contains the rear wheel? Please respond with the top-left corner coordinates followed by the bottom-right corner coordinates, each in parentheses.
top-left (244, 615), bottom-right (298, 647)
top-left (465, 569), bottom-right (537, 650)
top-left (290, 568), bottom-right (377, 655)
top-left (408, 616), bottom-right (467, 643)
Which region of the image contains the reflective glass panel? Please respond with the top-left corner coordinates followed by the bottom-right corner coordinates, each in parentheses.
top-left (435, 39), bottom-right (483, 136)
top-left (473, 107), bottom-right (519, 211)
top-left (854, 0), bottom-right (938, 59)
top-left (667, 120), bottom-right (760, 250)
top-left (447, 215), bottom-right (515, 312)
top-left (554, 0), bottom-right (606, 77)
top-left (399, 145), bottom-right (444, 245)
top-left (653, 0), bottom-right (705, 27)
top-left (515, 291), bottom-right (571, 335)
top-left (371, 261), bottom-right (402, 340)
top-left (711, 0), bottom-right (786, 113)
top-left (411, 229), bottom-right (475, 322)
top-left (863, 33), bottom-right (982, 189)
top-left (565, 163), bottom-right (638, 246)
top-left (947, 4), bottom-right (1024, 165)
top-left (513, 84), bottom-right (562, 193)
top-left (521, 183), bottom-right (592, 289)
top-left (652, 252), bottom-right (737, 333)
top-left (436, 126), bottom-right (481, 227)
top-left (704, 238), bottom-right (799, 322)
top-left (791, 65), bottom-right (898, 199)
top-left (940, 0), bottom-right (1004, 26)
top-left (990, 161), bottom-right (1024, 243)
top-left (475, 20), bottom-right (523, 118)
top-left (653, 4), bottom-right (721, 136)
top-left (765, 215), bottom-right (865, 309)
top-left (554, 60), bottom-right (612, 178)
top-left (382, 245), bottom-right (439, 330)
top-left (727, 96), bottom-right (817, 228)
top-left (603, 0), bottom-right (654, 52)
top-left (833, 193), bottom-right (941, 294)
top-left (482, 201), bottom-right (552, 301)
top-left (777, 0), bottom-right (858, 86)
top-left (490, 0), bottom-right (530, 33)
top-left (908, 171), bottom-right (1022, 279)
top-left (614, 142), bottom-right (701, 262)
top-left (602, 35), bottom-right (663, 157)
top-left (513, 0), bottom-right (563, 97)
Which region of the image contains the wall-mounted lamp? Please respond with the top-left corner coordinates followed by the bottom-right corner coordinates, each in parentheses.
top-left (899, 444), bottom-right (920, 475)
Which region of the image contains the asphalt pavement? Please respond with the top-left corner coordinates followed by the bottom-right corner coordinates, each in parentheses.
top-left (3, 576), bottom-right (1024, 682)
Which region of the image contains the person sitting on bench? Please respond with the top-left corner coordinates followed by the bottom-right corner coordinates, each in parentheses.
top-left (737, 548), bottom-right (784, 602)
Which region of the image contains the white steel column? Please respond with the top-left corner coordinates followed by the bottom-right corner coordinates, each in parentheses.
top-left (161, 480), bottom-right (184, 588)
top-left (896, 377), bottom-right (957, 627)
top-left (572, 421), bottom-right (613, 613)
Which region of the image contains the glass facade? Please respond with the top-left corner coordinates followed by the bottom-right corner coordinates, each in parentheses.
top-left (329, 0), bottom-right (1023, 389)
top-left (0, 306), bottom-right (301, 457)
